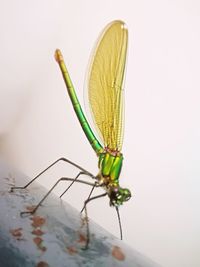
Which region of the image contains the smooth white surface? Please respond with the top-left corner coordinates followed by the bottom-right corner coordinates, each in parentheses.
top-left (0, 1), bottom-right (200, 267)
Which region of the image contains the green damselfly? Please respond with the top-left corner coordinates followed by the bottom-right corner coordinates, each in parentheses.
top-left (11, 20), bottom-right (132, 248)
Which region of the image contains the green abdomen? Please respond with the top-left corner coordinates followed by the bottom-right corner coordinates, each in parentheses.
top-left (98, 152), bottom-right (123, 184)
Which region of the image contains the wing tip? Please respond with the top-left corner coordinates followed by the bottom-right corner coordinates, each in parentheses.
top-left (108, 20), bottom-right (127, 30)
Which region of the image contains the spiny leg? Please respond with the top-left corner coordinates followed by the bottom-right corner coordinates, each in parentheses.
top-left (81, 192), bottom-right (107, 250)
top-left (20, 173), bottom-right (96, 217)
top-left (10, 157), bottom-right (95, 192)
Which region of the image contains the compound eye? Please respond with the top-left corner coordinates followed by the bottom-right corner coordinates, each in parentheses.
top-left (122, 188), bottom-right (131, 202)
top-left (117, 193), bottom-right (122, 200)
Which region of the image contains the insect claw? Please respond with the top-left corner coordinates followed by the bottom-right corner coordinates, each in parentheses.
top-left (20, 210), bottom-right (34, 218)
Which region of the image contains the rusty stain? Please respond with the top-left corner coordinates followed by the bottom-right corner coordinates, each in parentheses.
top-left (10, 228), bottom-right (23, 240)
top-left (67, 246), bottom-right (77, 255)
top-left (31, 216), bottom-right (46, 227)
top-left (32, 229), bottom-right (44, 236)
top-left (30, 214), bottom-right (46, 251)
top-left (33, 236), bottom-right (43, 246)
top-left (33, 237), bottom-right (46, 252)
top-left (112, 246), bottom-right (125, 261)
top-left (36, 261), bottom-right (49, 267)
top-left (77, 233), bottom-right (87, 243)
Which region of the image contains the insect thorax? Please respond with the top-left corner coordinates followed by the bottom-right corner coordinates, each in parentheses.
top-left (97, 151), bottom-right (131, 206)
top-left (98, 151), bottom-right (123, 186)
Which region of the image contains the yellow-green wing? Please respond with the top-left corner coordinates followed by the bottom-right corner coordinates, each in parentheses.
top-left (88, 20), bottom-right (128, 151)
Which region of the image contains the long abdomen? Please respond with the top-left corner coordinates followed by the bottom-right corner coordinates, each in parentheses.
top-left (55, 49), bottom-right (103, 155)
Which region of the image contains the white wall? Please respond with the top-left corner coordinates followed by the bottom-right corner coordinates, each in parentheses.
top-left (0, 1), bottom-right (200, 266)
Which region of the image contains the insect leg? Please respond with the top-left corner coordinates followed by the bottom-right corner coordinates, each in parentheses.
top-left (81, 192), bottom-right (123, 243)
top-left (10, 157), bottom-right (94, 192)
top-left (20, 173), bottom-right (96, 217)
top-left (80, 182), bottom-right (98, 213)
top-left (81, 192), bottom-right (107, 249)
top-left (59, 172), bottom-right (96, 198)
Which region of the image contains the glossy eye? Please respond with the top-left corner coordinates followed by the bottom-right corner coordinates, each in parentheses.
top-left (123, 188), bottom-right (131, 201)
top-left (109, 187), bottom-right (131, 206)
top-left (119, 188), bottom-right (131, 202)
top-left (116, 193), bottom-right (122, 202)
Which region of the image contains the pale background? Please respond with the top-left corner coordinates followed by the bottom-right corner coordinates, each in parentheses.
top-left (0, 1), bottom-right (199, 267)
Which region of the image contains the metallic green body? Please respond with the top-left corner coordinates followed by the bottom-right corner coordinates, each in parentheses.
top-left (57, 57), bottom-right (123, 185)
top-left (55, 49), bottom-right (131, 207)
top-left (98, 153), bottom-right (123, 185)
top-left (57, 57), bottom-right (103, 155)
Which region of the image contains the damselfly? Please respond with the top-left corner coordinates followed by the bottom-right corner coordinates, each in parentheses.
top-left (11, 20), bottom-right (132, 248)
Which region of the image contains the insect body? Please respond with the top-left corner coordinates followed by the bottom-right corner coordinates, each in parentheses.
top-left (97, 151), bottom-right (131, 206)
top-left (55, 20), bottom-right (131, 209)
top-left (11, 20), bottom-right (132, 247)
